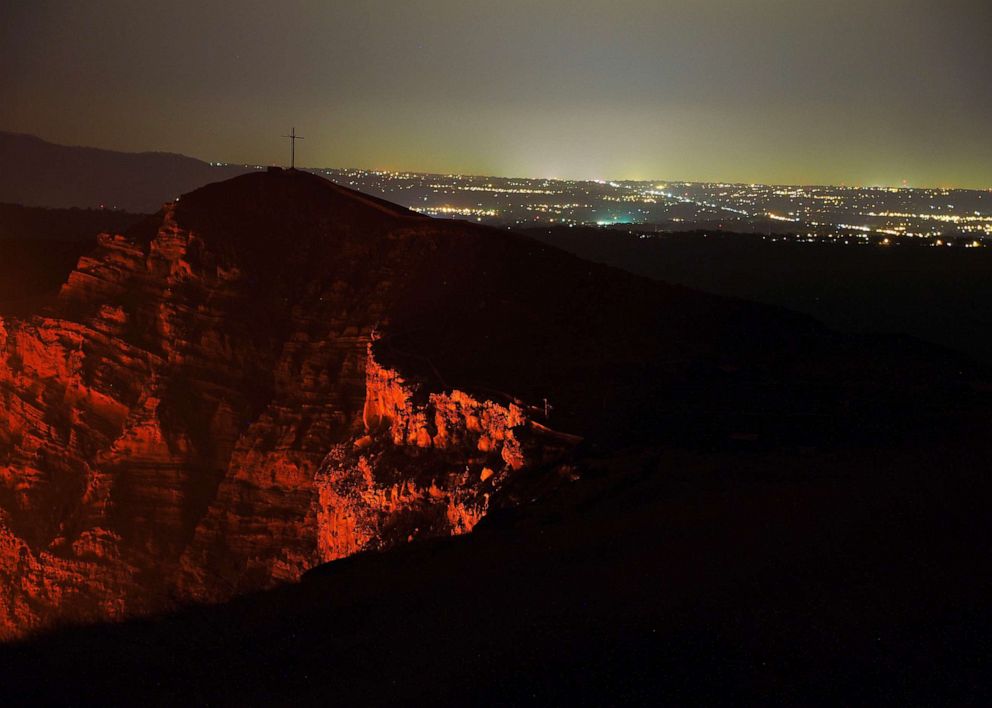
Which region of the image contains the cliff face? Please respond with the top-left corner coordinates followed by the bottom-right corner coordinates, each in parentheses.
top-left (314, 345), bottom-right (575, 562)
top-left (5, 169), bottom-right (973, 640)
top-left (0, 170), bottom-right (581, 637)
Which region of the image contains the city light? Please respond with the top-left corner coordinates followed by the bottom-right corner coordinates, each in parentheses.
top-left (298, 166), bottom-right (991, 245)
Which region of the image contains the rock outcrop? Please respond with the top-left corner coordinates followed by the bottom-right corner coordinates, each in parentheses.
top-left (314, 344), bottom-right (575, 562)
top-left (0, 170), bottom-right (584, 637)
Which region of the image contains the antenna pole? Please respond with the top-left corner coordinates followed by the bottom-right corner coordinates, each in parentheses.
top-left (282, 127), bottom-right (304, 169)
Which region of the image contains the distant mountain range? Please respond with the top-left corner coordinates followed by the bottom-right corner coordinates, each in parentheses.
top-left (0, 132), bottom-right (254, 212)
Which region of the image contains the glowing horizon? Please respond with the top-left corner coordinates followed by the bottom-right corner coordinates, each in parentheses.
top-left (4, 1), bottom-right (990, 190)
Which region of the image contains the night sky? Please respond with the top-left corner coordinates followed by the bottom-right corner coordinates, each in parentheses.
top-left (2, 1), bottom-right (990, 187)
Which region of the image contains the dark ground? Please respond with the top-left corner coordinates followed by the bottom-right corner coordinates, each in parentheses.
top-left (524, 227), bottom-right (992, 366)
top-left (0, 429), bottom-right (989, 705)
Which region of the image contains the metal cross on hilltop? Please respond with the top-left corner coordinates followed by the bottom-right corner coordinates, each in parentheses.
top-left (282, 127), bottom-right (304, 169)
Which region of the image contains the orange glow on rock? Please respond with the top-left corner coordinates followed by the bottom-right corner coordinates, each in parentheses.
top-left (0, 172), bottom-right (582, 639)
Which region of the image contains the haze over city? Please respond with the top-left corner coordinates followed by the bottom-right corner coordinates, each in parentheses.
top-left (3, 0), bottom-right (991, 188)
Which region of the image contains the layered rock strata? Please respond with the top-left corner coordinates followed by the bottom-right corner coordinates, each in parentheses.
top-left (0, 171), bottom-right (579, 637)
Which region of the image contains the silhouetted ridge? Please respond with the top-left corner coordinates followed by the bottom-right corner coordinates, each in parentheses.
top-left (131, 169), bottom-right (985, 447)
top-left (158, 170), bottom-right (833, 443)
top-left (0, 132), bottom-right (253, 211)
top-left (166, 168), bottom-right (424, 273)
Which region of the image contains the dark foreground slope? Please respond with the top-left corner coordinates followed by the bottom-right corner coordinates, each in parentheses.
top-left (524, 226), bottom-right (992, 365)
top-left (1, 432), bottom-right (989, 705)
top-left (0, 132), bottom-right (252, 212)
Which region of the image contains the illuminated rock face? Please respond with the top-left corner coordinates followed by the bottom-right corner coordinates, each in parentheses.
top-left (0, 315), bottom-right (160, 638)
top-left (0, 171), bottom-right (578, 638)
top-left (314, 346), bottom-right (544, 562)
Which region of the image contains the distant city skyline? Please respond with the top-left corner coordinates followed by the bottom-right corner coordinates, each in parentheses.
top-left (3, 2), bottom-right (990, 189)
